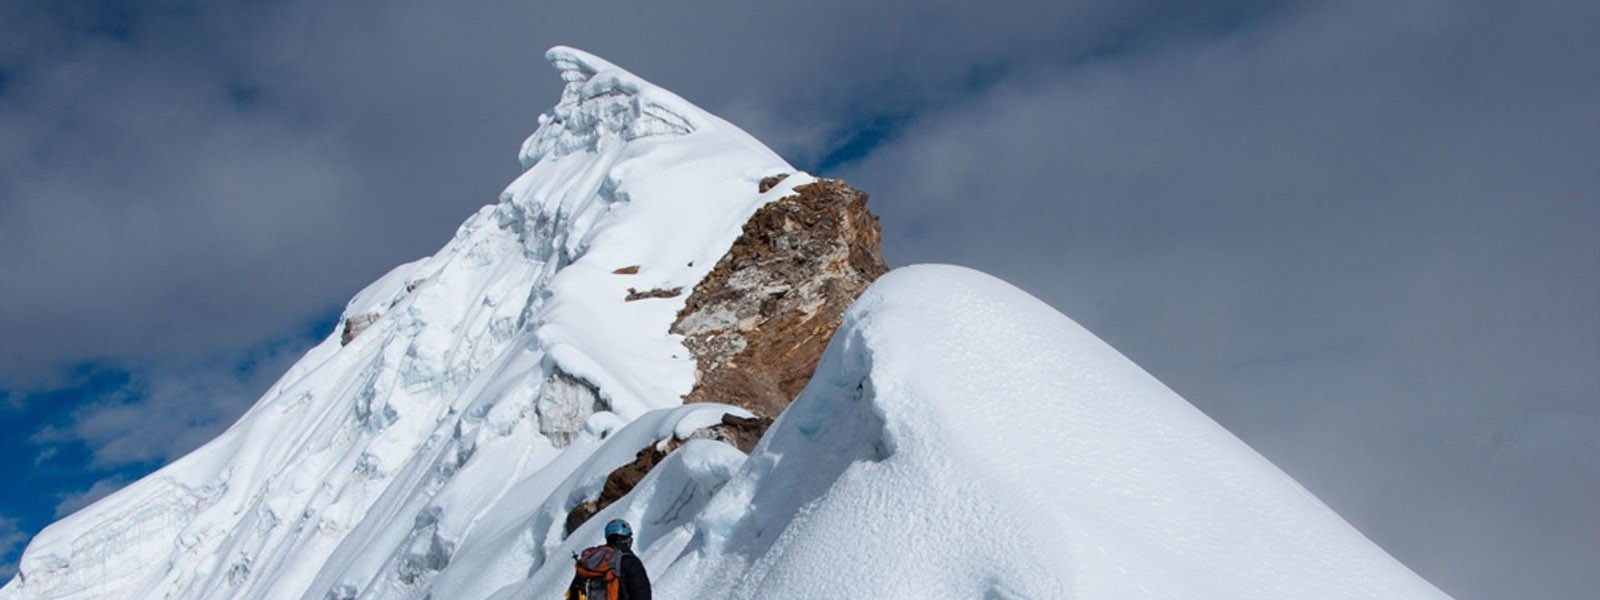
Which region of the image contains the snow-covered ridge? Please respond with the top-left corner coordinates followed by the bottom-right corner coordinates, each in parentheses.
top-left (496, 265), bottom-right (1453, 600)
top-left (2, 46), bottom-right (799, 600)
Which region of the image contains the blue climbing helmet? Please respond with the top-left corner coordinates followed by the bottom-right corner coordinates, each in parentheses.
top-left (604, 518), bottom-right (632, 539)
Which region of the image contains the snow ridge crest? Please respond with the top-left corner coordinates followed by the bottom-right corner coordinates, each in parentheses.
top-left (520, 46), bottom-right (699, 168)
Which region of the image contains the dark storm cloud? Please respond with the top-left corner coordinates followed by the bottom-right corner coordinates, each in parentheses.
top-left (838, 1), bottom-right (1599, 597)
top-left (0, 2), bottom-right (372, 384)
top-left (0, 0), bottom-right (1277, 387)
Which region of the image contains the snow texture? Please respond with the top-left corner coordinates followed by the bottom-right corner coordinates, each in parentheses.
top-left (490, 265), bottom-right (1451, 600)
top-left (1, 46), bottom-right (791, 600)
top-left (2, 47), bottom-right (1450, 600)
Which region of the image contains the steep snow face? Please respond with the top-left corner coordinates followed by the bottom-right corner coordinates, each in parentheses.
top-left (1, 46), bottom-right (797, 600)
top-left (494, 265), bottom-right (1452, 600)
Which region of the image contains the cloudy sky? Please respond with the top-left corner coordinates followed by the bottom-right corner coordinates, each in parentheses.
top-left (0, 0), bottom-right (1595, 597)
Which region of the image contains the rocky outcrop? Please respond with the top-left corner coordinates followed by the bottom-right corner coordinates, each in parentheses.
top-left (565, 176), bottom-right (882, 536)
top-left (563, 446), bottom-right (667, 535)
top-left (701, 413), bottom-right (773, 455)
top-left (625, 286), bottom-right (683, 301)
top-left (672, 177), bottom-right (888, 417)
top-left (564, 413), bottom-right (773, 535)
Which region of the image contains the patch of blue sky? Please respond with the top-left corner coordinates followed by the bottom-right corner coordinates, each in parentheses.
top-left (0, 305), bottom-right (342, 577)
top-left (0, 365), bottom-right (137, 574)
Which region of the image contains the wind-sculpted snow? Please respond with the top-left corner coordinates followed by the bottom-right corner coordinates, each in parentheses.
top-left (1, 46), bottom-right (792, 600)
top-left (495, 265), bottom-right (1452, 600)
top-left (522, 47), bottom-right (698, 166)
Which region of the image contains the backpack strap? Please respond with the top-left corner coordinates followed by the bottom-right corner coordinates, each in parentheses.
top-left (607, 548), bottom-right (625, 577)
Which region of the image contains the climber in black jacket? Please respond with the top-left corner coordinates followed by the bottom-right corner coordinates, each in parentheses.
top-left (567, 518), bottom-right (651, 600)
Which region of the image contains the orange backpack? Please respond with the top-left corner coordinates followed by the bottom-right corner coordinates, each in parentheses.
top-left (570, 545), bottom-right (623, 600)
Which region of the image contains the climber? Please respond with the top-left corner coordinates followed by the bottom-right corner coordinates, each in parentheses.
top-left (567, 518), bottom-right (651, 600)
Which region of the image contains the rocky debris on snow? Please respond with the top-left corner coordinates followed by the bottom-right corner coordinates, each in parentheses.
top-left (340, 313), bottom-right (381, 345)
top-left (612, 265), bottom-right (641, 275)
top-left (758, 173), bottom-right (790, 193)
top-left (564, 413), bottom-right (773, 535)
top-left (624, 286), bottom-right (683, 301)
top-left (564, 447), bottom-right (666, 536)
top-left (699, 413), bottom-right (772, 454)
top-left (672, 178), bottom-right (888, 417)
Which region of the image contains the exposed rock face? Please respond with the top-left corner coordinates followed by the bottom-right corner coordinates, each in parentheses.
top-left (625, 286), bottom-right (683, 301)
top-left (672, 177), bottom-right (888, 417)
top-left (757, 173), bottom-right (789, 193)
top-left (563, 413), bottom-right (773, 535)
top-left (698, 413), bottom-right (773, 455)
top-left (564, 445), bottom-right (667, 536)
top-left (566, 176), bottom-right (880, 535)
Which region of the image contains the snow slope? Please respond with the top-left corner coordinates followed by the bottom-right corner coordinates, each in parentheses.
top-left (492, 265), bottom-right (1452, 600)
top-left (1, 46), bottom-right (799, 600)
top-left (3, 46), bottom-right (1451, 600)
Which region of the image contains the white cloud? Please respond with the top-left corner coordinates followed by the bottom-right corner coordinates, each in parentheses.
top-left (53, 476), bottom-right (130, 519)
top-left (33, 335), bottom-right (315, 469)
top-left (0, 515), bottom-right (25, 581)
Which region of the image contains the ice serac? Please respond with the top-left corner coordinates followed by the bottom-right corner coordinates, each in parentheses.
top-left (0, 45), bottom-right (840, 600)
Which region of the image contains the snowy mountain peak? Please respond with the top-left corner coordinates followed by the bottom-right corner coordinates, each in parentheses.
top-left (2, 46), bottom-right (818, 600)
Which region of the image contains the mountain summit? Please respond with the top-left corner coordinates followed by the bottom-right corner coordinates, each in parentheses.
top-left (2, 47), bottom-right (1448, 600)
